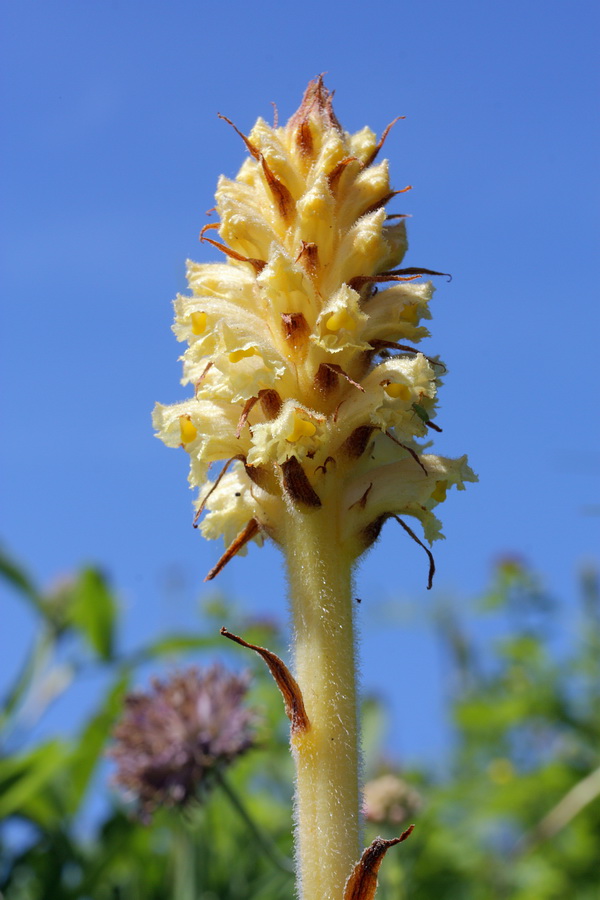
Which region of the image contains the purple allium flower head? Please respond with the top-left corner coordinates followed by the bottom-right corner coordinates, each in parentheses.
top-left (110, 665), bottom-right (257, 820)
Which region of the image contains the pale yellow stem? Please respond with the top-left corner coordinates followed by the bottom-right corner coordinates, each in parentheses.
top-left (283, 495), bottom-right (360, 900)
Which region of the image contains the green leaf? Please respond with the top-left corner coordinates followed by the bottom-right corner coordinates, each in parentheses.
top-left (69, 567), bottom-right (117, 661)
top-left (65, 671), bottom-right (131, 816)
top-left (0, 546), bottom-right (43, 613)
top-left (127, 633), bottom-right (219, 664)
top-left (0, 740), bottom-right (68, 821)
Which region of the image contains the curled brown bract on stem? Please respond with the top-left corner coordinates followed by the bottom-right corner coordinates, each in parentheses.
top-left (220, 627), bottom-right (310, 735)
top-left (343, 826), bottom-right (414, 900)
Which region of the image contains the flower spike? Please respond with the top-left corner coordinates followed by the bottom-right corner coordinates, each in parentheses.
top-left (154, 79), bottom-right (476, 900)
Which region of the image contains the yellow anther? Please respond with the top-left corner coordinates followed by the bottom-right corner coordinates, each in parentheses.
top-left (487, 758), bottom-right (514, 785)
top-left (326, 309), bottom-right (357, 332)
top-left (229, 346), bottom-right (257, 363)
top-left (179, 415), bottom-right (197, 444)
top-left (190, 311), bottom-right (208, 335)
top-left (384, 382), bottom-right (411, 402)
top-left (287, 415), bottom-right (317, 443)
top-left (430, 480), bottom-right (448, 503)
top-left (400, 303), bottom-right (419, 325)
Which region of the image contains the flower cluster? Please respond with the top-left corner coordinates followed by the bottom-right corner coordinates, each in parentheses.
top-left (154, 78), bottom-right (476, 573)
top-left (110, 666), bottom-right (256, 820)
top-left (363, 773), bottom-right (422, 825)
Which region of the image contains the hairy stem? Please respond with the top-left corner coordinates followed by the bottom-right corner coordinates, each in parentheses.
top-left (283, 496), bottom-right (360, 900)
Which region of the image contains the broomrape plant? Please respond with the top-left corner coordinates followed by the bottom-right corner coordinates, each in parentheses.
top-left (154, 77), bottom-right (476, 900)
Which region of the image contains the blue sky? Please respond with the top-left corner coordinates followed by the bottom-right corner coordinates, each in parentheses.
top-left (2, 0), bottom-right (599, 767)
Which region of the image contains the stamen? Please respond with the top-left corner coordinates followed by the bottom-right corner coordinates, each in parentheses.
top-left (179, 415), bottom-right (197, 445)
top-left (190, 311), bottom-right (208, 335)
top-left (287, 414), bottom-right (317, 443)
top-left (430, 480), bottom-right (448, 503)
top-left (399, 303), bottom-right (419, 325)
top-left (383, 382), bottom-right (410, 401)
top-left (229, 347), bottom-right (258, 363)
top-left (326, 309), bottom-right (357, 331)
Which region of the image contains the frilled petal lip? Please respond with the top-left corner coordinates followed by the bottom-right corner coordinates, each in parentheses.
top-left (342, 453), bottom-right (477, 544)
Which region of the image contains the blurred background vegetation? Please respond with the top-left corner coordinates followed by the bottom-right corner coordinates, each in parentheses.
top-left (1, 549), bottom-right (598, 900)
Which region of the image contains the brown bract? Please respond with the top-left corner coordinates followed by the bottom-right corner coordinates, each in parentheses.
top-left (343, 827), bottom-right (415, 900)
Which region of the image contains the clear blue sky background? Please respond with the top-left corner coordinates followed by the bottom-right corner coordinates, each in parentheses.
top-left (1, 1), bottom-right (599, 770)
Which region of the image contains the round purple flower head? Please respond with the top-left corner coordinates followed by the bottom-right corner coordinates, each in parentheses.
top-left (110, 664), bottom-right (257, 820)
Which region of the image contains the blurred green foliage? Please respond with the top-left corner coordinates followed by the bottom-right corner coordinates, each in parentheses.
top-left (1, 549), bottom-right (598, 899)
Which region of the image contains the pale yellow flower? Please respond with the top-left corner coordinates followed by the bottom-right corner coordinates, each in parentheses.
top-left (153, 77), bottom-right (476, 577)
